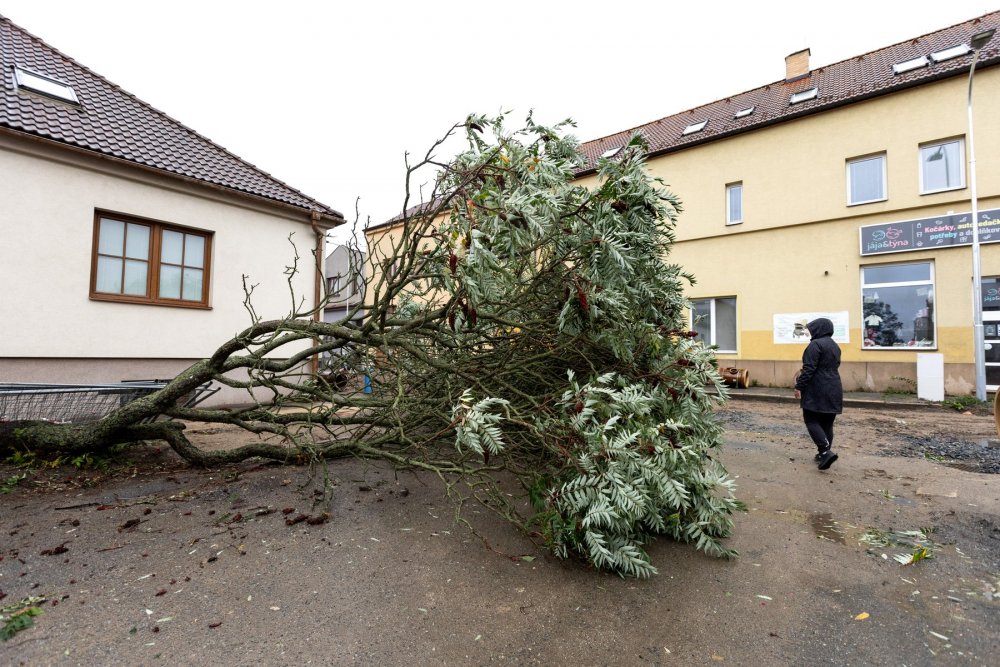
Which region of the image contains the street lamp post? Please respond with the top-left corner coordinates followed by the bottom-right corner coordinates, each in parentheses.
top-left (968, 27), bottom-right (995, 402)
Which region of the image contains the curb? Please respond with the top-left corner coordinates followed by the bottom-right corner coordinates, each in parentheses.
top-left (723, 391), bottom-right (944, 412)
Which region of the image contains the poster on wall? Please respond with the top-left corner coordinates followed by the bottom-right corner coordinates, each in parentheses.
top-left (773, 312), bottom-right (850, 344)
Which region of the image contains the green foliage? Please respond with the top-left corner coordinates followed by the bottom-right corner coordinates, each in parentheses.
top-left (453, 389), bottom-right (510, 460)
top-left (5, 448), bottom-right (111, 471)
top-left (860, 527), bottom-right (937, 566)
top-left (4, 450), bottom-right (36, 468)
top-left (390, 113), bottom-right (741, 576)
top-left (1, 598), bottom-right (45, 641)
top-left (942, 394), bottom-right (984, 411)
top-left (541, 372), bottom-right (740, 576)
top-left (0, 472), bottom-right (27, 494)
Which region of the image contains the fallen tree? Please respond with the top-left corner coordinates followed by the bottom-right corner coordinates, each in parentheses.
top-left (1, 114), bottom-right (742, 576)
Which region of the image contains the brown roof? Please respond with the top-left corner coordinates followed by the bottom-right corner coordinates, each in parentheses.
top-left (578, 11), bottom-right (1000, 172)
top-left (0, 15), bottom-right (343, 223)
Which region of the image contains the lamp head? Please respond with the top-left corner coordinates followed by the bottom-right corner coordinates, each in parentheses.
top-left (970, 28), bottom-right (995, 51)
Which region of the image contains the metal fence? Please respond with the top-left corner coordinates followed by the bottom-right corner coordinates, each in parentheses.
top-left (0, 381), bottom-right (217, 424)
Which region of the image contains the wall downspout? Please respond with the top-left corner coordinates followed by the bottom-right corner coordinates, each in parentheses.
top-left (310, 210), bottom-right (324, 376)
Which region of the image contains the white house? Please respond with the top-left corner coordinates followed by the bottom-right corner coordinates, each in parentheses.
top-left (0, 16), bottom-right (345, 404)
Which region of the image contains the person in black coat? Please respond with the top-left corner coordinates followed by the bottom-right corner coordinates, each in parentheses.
top-left (793, 317), bottom-right (843, 470)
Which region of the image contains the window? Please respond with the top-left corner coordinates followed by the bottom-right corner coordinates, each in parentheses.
top-left (929, 44), bottom-right (971, 63)
top-left (847, 154), bottom-right (887, 205)
top-left (734, 106), bottom-right (754, 119)
top-left (982, 276), bottom-right (1000, 312)
top-left (726, 182), bottom-right (743, 225)
top-left (920, 139), bottom-right (965, 194)
top-left (691, 297), bottom-right (737, 352)
top-left (13, 66), bottom-right (79, 105)
top-left (682, 120), bottom-right (708, 135)
top-left (327, 275), bottom-right (342, 295)
top-left (861, 262), bottom-right (934, 348)
top-left (982, 277), bottom-right (1000, 387)
top-left (789, 87), bottom-right (818, 104)
top-left (91, 212), bottom-right (211, 307)
top-left (892, 55), bottom-right (929, 75)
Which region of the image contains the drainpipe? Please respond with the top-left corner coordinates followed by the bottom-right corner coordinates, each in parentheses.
top-left (310, 210), bottom-right (324, 376)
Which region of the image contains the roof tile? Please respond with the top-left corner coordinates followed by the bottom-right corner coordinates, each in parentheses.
top-left (578, 11), bottom-right (1000, 171)
top-left (0, 15), bottom-right (342, 221)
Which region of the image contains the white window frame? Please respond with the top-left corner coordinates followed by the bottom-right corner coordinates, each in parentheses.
top-left (726, 182), bottom-right (743, 225)
top-left (892, 55), bottom-right (930, 75)
top-left (789, 87), bottom-right (818, 104)
top-left (13, 66), bottom-right (79, 105)
top-left (690, 297), bottom-right (738, 353)
top-left (860, 261), bottom-right (936, 350)
top-left (919, 138), bottom-right (965, 195)
top-left (328, 274), bottom-right (342, 295)
top-left (682, 120), bottom-right (708, 136)
top-left (847, 153), bottom-right (887, 206)
top-left (929, 44), bottom-right (971, 63)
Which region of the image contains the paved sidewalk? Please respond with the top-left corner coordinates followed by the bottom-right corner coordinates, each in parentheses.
top-left (721, 384), bottom-right (959, 410)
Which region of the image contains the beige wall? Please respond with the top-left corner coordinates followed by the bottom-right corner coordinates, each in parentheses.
top-left (633, 69), bottom-right (1000, 394)
top-left (365, 70), bottom-right (1000, 395)
top-left (647, 72), bottom-right (1000, 241)
top-left (0, 135), bottom-right (321, 363)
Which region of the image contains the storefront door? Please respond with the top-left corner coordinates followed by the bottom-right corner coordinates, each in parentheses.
top-left (982, 277), bottom-right (1000, 390)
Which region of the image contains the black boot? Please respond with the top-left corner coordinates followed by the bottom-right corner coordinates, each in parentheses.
top-left (817, 449), bottom-right (838, 470)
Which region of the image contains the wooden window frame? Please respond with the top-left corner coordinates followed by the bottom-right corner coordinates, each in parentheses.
top-left (89, 210), bottom-right (213, 309)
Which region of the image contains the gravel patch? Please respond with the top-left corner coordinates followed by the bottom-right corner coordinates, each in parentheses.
top-left (883, 435), bottom-right (1000, 474)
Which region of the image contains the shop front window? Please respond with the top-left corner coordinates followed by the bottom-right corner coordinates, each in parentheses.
top-left (982, 277), bottom-right (1000, 388)
top-left (861, 262), bottom-right (935, 348)
top-left (981, 276), bottom-right (1000, 312)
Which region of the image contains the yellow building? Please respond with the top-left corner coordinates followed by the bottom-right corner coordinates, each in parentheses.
top-left (367, 12), bottom-right (999, 396)
top-left (574, 11), bottom-right (1000, 395)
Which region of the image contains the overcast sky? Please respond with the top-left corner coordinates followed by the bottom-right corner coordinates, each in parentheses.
top-left (2, 1), bottom-right (995, 247)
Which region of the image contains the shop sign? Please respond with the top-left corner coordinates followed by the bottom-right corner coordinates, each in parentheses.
top-left (773, 311), bottom-right (850, 344)
top-left (859, 208), bottom-right (1000, 256)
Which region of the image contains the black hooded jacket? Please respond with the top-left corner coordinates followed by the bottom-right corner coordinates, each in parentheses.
top-left (794, 318), bottom-right (843, 414)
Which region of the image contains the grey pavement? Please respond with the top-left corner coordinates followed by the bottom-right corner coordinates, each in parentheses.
top-left (720, 384), bottom-right (985, 410)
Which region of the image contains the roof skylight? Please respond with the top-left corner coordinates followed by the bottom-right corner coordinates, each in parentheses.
top-left (734, 106), bottom-right (755, 119)
top-left (929, 43), bottom-right (971, 63)
top-left (13, 66), bottom-right (79, 105)
top-left (789, 87), bottom-right (818, 105)
top-left (682, 120), bottom-right (708, 135)
top-left (600, 146), bottom-right (622, 158)
top-left (892, 55), bottom-right (930, 74)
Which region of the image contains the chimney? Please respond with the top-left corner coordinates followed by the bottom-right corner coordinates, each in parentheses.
top-left (785, 48), bottom-right (811, 81)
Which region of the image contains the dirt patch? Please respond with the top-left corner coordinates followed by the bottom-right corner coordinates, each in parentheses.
top-left (720, 401), bottom-right (1000, 474)
top-left (2, 400), bottom-right (999, 665)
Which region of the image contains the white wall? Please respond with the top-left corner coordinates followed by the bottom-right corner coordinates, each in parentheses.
top-left (0, 137), bottom-right (320, 361)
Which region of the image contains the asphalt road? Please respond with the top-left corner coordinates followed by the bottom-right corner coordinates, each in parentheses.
top-left (2, 398), bottom-right (998, 666)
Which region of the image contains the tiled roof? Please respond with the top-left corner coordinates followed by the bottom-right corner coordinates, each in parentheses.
top-left (578, 11), bottom-right (1000, 172)
top-left (0, 15), bottom-right (343, 223)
